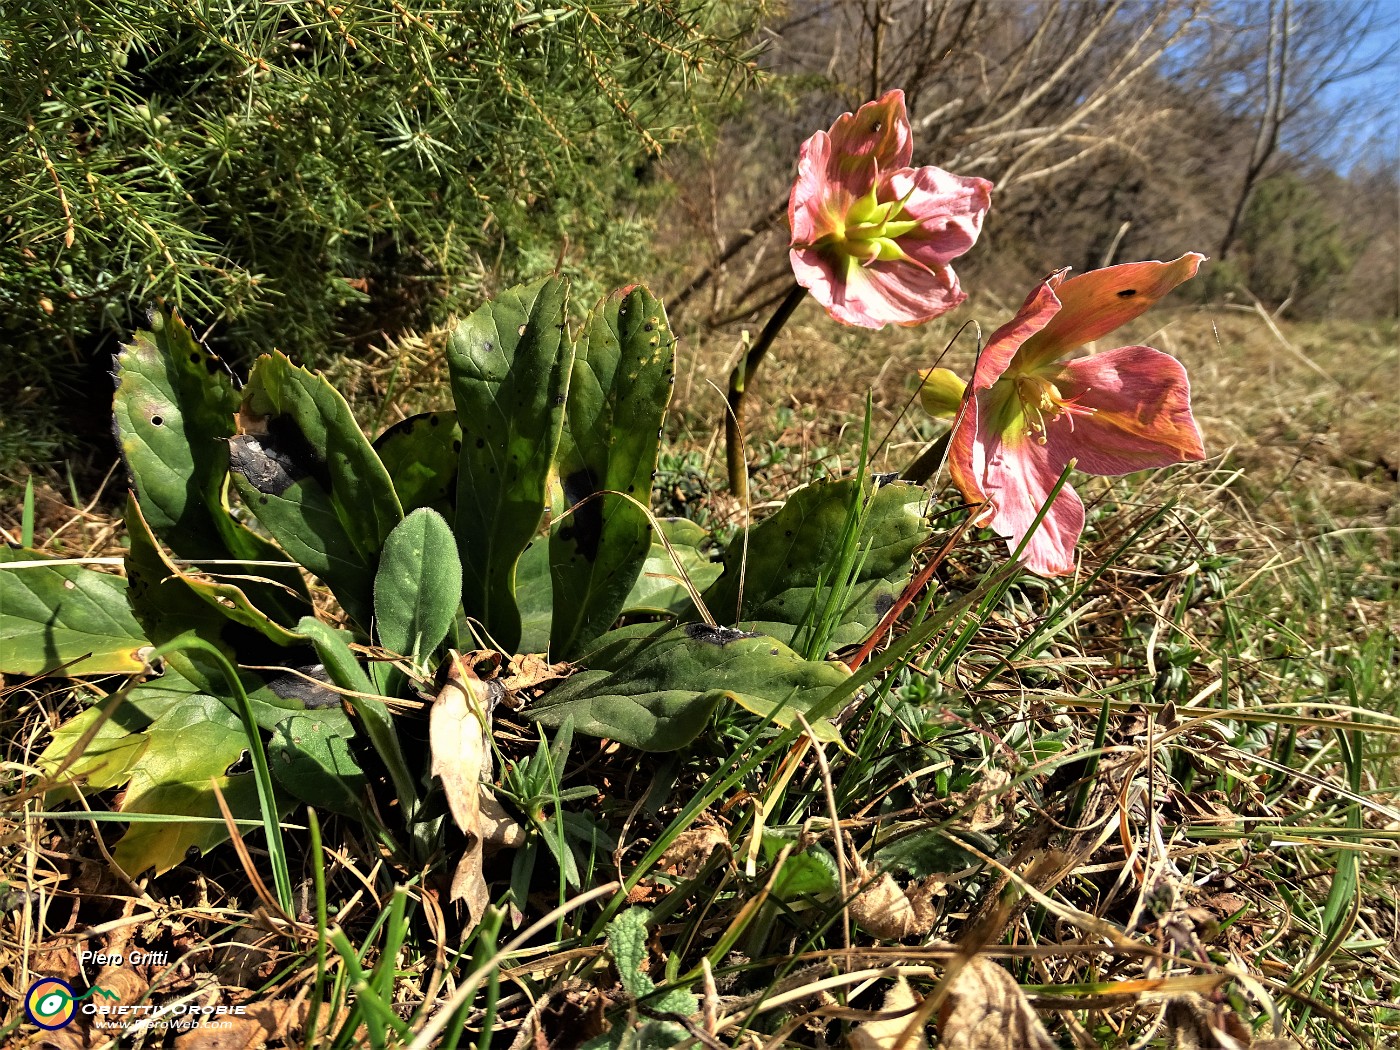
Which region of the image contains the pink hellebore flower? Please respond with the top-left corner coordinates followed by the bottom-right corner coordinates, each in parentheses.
top-left (789, 90), bottom-right (992, 329)
top-left (931, 254), bottom-right (1207, 577)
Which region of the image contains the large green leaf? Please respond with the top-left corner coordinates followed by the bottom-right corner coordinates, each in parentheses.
top-left (372, 410), bottom-right (461, 518)
top-left (269, 712), bottom-right (367, 819)
top-left (374, 508), bottom-right (462, 666)
top-left (296, 616), bottom-right (418, 814)
top-left (0, 547), bottom-right (150, 675)
top-left (228, 351), bottom-right (403, 628)
top-left (549, 287), bottom-right (675, 657)
top-left (702, 479), bottom-right (928, 653)
top-left (124, 499), bottom-right (311, 729)
top-left (527, 624), bottom-right (849, 751)
top-left (113, 309), bottom-right (309, 623)
top-left (110, 693), bottom-right (280, 876)
top-left (448, 276), bottom-right (572, 653)
top-left (621, 518), bottom-right (722, 616)
top-left (40, 705), bottom-right (151, 801)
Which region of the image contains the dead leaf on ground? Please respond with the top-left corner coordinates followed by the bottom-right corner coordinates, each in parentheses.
top-left (656, 822), bottom-right (731, 880)
top-left (93, 964), bottom-right (148, 1007)
top-left (935, 956), bottom-right (1056, 1050)
top-left (848, 853), bottom-right (943, 939)
top-left (27, 1029), bottom-right (96, 1050)
top-left (960, 768), bottom-right (1010, 832)
top-left (502, 653), bottom-right (571, 697)
top-left (431, 654), bottom-right (495, 929)
top-left (480, 787), bottom-right (527, 849)
top-left (1164, 993), bottom-right (1300, 1050)
top-left (848, 978), bottom-right (928, 1050)
top-left (173, 1016), bottom-right (269, 1050)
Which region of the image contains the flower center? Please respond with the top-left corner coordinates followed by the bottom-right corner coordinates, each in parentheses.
top-left (1011, 373), bottom-right (1095, 444)
top-left (815, 175), bottom-right (925, 264)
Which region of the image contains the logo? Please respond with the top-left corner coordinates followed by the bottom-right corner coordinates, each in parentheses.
top-left (25, 978), bottom-right (77, 1030)
top-left (25, 979), bottom-right (119, 1030)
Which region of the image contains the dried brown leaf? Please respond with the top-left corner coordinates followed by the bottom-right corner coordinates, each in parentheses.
top-left (657, 822), bottom-right (731, 880)
top-left (502, 653), bottom-right (571, 696)
top-left (173, 1016), bottom-right (269, 1050)
top-left (481, 788), bottom-right (527, 849)
top-left (430, 657), bottom-right (494, 927)
top-left (935, 957), bottom-right (1056, 1050)
top-left (1164, 993), bottom-right (1298, 1050)
top-left (848, 978), bottom-right (929, 1050)
top-left (849, 871), bottom-right (941, 939)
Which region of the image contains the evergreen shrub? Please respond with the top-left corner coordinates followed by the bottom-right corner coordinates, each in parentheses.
top-left (0, 1), bottom-right (756, 470)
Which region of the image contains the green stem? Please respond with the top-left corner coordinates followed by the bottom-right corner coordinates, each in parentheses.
top-left (725, 282), bottom-right (807, 502)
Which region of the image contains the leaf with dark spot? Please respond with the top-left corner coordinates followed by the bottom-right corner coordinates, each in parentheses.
top-left (113, 308), bottom-right (309, 624)
top-left (449, 277), bottom-right (572, 653)
top-left (549, 286), bottom-right (675, 658)
top-left (230, 352), bottom-right (403, 628)
top-left (373, 410), bottom-right (461, 517)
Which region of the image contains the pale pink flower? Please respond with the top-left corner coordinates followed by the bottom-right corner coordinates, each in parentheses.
top-left (788, 90), bottom-right (992, 329)
top-left (941, 254), bottom-right (1208, 576)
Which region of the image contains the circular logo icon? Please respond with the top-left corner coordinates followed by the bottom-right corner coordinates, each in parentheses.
top-left (26, 978), bottom-right (76, 1030)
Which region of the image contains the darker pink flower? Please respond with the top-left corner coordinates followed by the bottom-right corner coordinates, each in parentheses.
top-left (789, 90), bottom-right (992, 329)
top-left (941, 254), bottom-right (1208, 576)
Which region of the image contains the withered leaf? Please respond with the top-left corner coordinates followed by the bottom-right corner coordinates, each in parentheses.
top-left (1164, 993), bottom-right (1297, 1050)
top-left (847, 978), bottom-right (928, 1050)
top-left (936, 956), bottom-right (1056, 1050)
top-left (430, 658), bottom-right (493, 928)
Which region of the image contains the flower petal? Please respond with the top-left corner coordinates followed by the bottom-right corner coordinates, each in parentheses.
top-left (978, 425), bottom-right (1084, 577)
top-left (1051, 345), bottom-right (1206, 474)
top-left (816, 252), bottom-right (966, 328)
top-left (1013, 254), bottom-right (1204, 371)
top-left (788, 245), bottom-right (840, 314)
top-left (827, 90), bottom-right (913, 183)
top-left (886, 167), bottom-right (992, 268)
top-left (947, 387), bottom-right (989, 510)
top-left (788, 131), bottom-right (851, 247)
top-left (969, 281), bottom-right (1063, 391)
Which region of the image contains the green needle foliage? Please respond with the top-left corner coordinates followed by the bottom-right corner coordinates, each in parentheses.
top-left (0, 0), bottom-right (758, 469)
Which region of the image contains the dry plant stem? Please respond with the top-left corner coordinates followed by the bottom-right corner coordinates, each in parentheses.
top-left (725, 281), bottom-right (807, 502)
top-left (843, 501), bottom-right (981, 673)
top-left (899, 431), bottom-right (952, 485)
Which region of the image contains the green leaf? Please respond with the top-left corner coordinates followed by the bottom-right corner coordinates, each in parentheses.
top-left (448, 276), bottom-right (573, 653)
top-left (229, 351), bottom-right (403, 628)
top-left (269, 712), bottom-right (367, 818)
top-left (527, 624), bottom-right (850, 751)
top-left (702, 479), bottom-right (928, 652)
top-left (606, 907), bottom-right (698, 1020)
top-left (372, 410), bottom-right (461, 518)
top-left (374, 508), bottom-right (462, 665)
top-left (513, 538), bottom-right (554, 655)
top-left (113, 309), bottom-right (310, 623)
top-left (0, 547), bottom-right (151, 676)
top-left (872, 828), bottom-right (987, 878)
top-left (124, 501), bottom-right (326, 730)
top-left (39, 706), bottom-right (151, 801)
top-left (607, 907), bottom-right (655, 999)
top-left (550, 287), bottom-right (675, 657)
top-left (621, 517), bottom-right (721, 617)
top-left (111, 694), bottom-right (282, 876)
top-left (770, 846), bottom-right (839, 899)
top-left (295, 616), bottom-right (419, 814)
